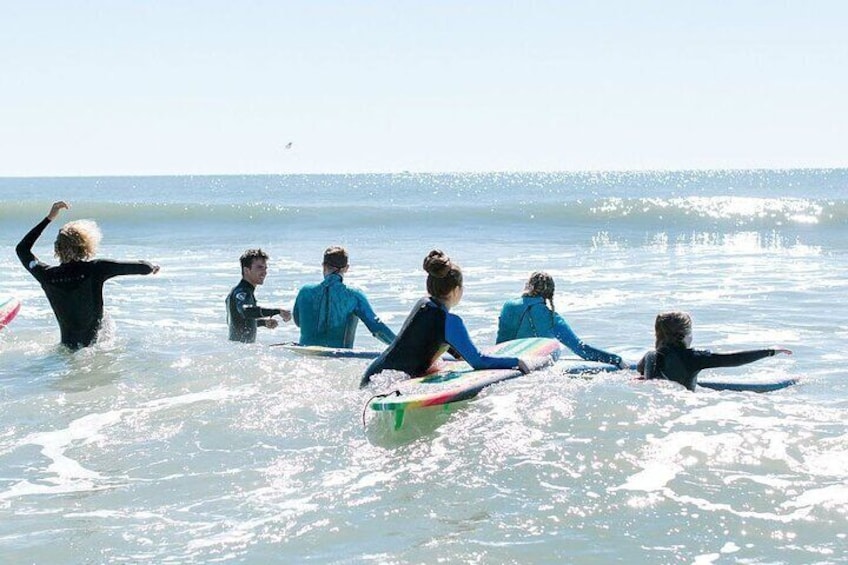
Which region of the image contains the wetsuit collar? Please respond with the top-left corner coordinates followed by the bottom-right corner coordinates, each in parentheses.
top-left (521, 295), bottom-right (545, 305)
top-left (428, 296), bottom-right (450, 311)
top-left (240, 278), bottom-right (256, 291)
top-left (322, 272), bottom-right (344, 286)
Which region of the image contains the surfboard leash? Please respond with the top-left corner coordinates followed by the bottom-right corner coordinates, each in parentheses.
top-left (361, 389), bottom-right (402, 429)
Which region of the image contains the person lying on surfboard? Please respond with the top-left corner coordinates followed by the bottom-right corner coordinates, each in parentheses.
top-left (636, 311), bottom-right (792, 391)
top-left (16, 200), bottom-right (160, 350)
top-left (360, 249), bottom-right (551, 387)
top-left (292, 246), bottom-right (395, 348)
top-left (227, 248), bottom-right (292, 343)
top-left (497, 271), bottom-right (627, 369)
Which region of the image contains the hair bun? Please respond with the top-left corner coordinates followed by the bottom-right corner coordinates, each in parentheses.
top-left (423, 249), bottom-right (452, 278)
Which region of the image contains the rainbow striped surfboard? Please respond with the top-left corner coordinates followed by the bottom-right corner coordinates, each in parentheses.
top-left (368, 337), bottom-right (562, 428)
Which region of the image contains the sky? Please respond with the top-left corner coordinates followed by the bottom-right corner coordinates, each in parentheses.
top-left (1, 1), bottom-right (846, 176)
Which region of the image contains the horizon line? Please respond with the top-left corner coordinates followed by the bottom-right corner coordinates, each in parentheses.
top-left (1, 165), bottom-right (846, 180)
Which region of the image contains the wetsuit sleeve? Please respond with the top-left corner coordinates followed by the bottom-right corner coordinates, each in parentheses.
top-left (16, 217), bottom-right (51, 278)
top-left (292, 289), bottom-right (303, 328)
top-left (637, 351), bottom-right (658, 378)
top-left (495, 304), bottom-right (512, 344)
top-left (692, 349), bottom-right (775, 371)
top-left (243, 305), bottom-right (282, 319)
top-left (231, 290), bottom-right (280, 320)
top-left (353, 291), bottom-right (396, 345)
top-left (552, 312), bottom-right (622, 366)
top-left (444, 312), bottom-right (519, 370)
top-left (96, 260), bottom-right (157, 280)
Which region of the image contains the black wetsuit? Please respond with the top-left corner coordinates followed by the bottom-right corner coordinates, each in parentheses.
top-left (16, 217), bottom-right (157, 350)
top-left (637, 345), bottom-right (777, 391)
top-left (226, 279), bottom-right (282, 343)
top-left (361, 297), bottom-right (519, 387)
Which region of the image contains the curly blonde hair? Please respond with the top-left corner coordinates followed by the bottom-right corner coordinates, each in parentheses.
top-left (54, 220), bottom-right (102, 263)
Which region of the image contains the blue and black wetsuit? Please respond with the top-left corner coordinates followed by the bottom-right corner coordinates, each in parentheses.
top-left (226, 279), bottom-right (283, 343)
top-left (637, 345), bottom-right (777, 391)
top-left (361, 297), bottom-right (520, 387)
top-left (292, 273), bottom-right (395, 348)
top-left (497, 296), bottom-right (622, 366)
top-left (16, 217), bottom-right (157, 350)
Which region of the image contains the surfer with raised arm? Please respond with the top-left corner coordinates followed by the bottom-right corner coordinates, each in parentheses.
top-left (361, 249), bottom-right (550, 387)
top-left (497, 271), bottom-right (627, 368)
top-left (636, 311), bottom-right (792, 391)
top-left (226, 248), bottom-right (292, 343)
top-left (292, 246), bottom-right (395, 348)
top-left (16, 200), bottom-right (160, 350)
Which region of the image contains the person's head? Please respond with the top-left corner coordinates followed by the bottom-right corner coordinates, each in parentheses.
top-left (240, 248), bottom-right (269, 286)
top-left (423, 249), bottom-right (463, 307)
top-left (54, 220), bottom-right (102, 263)
top-left (322, 246), bottom-right (349, 276)
top-left (654, 311), bottom-right (693, 349)
top-left (523, 271), bottom-right (556, 310)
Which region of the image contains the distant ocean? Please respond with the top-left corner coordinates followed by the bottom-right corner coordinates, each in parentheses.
top-left (1, 170), bottom-right (847, 563)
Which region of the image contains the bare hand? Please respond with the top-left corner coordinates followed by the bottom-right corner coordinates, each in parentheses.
top-left (279, 309), bottom-right (292, 322)
top-left (265, 318), bottom-right (279, 329)
top-left (773, 348), bottom-right (793, 355)
top-left (150, 264), bottom-right (160, 274)
top-left (48, 201), bottom-right (70, 221)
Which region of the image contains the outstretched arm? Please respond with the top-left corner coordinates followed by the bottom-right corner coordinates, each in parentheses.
top-left (694, 348), bottom-right (790, 371)
top-left (97, 260), bottom-right (160, 280)
top-left (552, 313), bottom-right (623, 366)
top-left (444, 313), bottom-right (519, 371)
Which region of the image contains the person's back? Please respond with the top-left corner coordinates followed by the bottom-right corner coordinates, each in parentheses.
top-left (497, 273), bottom-right (624, 367)
top-left (293, 247), bottom-right (394, 348)
top-left (28, 259), bottom-right (153, 347)
top-left (497, 296), bottom-right (553, 343)
top-left (363, 297), bottom-right (448, 381)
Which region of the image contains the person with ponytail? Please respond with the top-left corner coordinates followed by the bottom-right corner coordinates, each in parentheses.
top-left (361, 250), bottom-right (550, 386)
top-left (636, 311), bottom-right (792, 391)
top-left (497, 272), bottom-right (626, 368)
top-left (16, 201), bottom-right (160, 350)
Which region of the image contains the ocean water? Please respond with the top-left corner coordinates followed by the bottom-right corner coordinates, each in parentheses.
top-left (1, 170), bottom-right (847, 564)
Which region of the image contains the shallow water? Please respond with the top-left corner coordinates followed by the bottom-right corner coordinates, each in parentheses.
top-left (1, 170), bottom-right (847, 563)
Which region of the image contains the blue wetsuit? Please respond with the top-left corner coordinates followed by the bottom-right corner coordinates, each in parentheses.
top-left (292, 273), bottom-right (395, 348)
top-left (637, 345), bottom-right (776, 391)
top-left (496, 296), bottom-right (622, 366)
top-left (361, 297), bottom-right (519, 387)
top-left (17, 217), bottom-right (157, 349)
top-left (226, 279), bottom-right (283, 343)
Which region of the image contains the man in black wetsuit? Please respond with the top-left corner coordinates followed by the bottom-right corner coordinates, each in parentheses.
top-left (226, 249), bottom-right (292, 343)
top-left (16, 201), bottom-right (160, 350)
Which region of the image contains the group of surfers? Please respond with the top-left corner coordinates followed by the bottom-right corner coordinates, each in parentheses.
top-left (15, 201), bottom-right (792, 392)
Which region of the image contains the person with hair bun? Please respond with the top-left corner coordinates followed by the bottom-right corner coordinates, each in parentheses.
top-left (497, 272), bottom-right (626, 368)
top-left (636, 311), bottom-right (792, 391)
top-left (361, 250), bottom-right (550, 387)
top-left (16, 201), bottom-right (160, 350)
